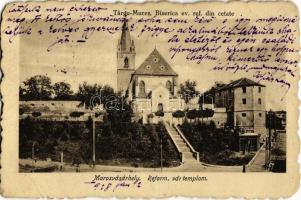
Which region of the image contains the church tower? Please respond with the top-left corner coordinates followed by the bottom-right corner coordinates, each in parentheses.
top-left (117, 18), bottom-right (135, 93)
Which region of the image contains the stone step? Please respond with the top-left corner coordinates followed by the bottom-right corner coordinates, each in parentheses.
top-left (178, 143), bottom-right (188, 148)
top-left (180, 146), bottom-right (191, 150)
top-left (183, 154), bottom-right (195, 160)
top-left (174, 139), bottom-right (183, 142)
top-left (182, 152), bottom-right (194, 157)
top-left (176, 139), bottom-right (187, 143)
top-left (175, 140), bottom-right (186, 144)
top-left (179, 146), bottom-right (190, 151)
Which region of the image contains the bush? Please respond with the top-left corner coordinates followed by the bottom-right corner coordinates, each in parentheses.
top-left (147, 113), bottom-right (154, 118)
top-left (196, 109), bottom-right (205, 118)
top-left (196, 109), bottom-right (214, 119)
top-left (172, 110), bottom-right (185, 118)
top-left (70, 111), bottom-right (84, 118)
top-left (32, 112), bottom-right (41, 117)
top-left (131, 162), bottom-right (139, 168)
top-left (179, 122), bottom-right (241, 165)
top-left (204, 108), bottom-right (214, 118)
top-left (187, 109), bottom-right (197, 120)
top-left (155, 111), bottom-right (164, 117)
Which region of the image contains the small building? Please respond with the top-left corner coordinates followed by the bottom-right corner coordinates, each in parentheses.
top-left (210, 107), bottom-right (227, 128)
top-left (239, 132), bottom-right (260, 152)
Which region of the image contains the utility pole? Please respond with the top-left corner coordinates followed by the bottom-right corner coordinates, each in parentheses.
top-left (265, 138), bottom-right (268, 167)
top-left (267, 110), bottom-right (272, 168)
top-left (92, 112), bottom-right (96, 169)
top-left (31, 142), bottom-right (35, 172)
top-left (160, 136), bottom-right (163, 172)
top-left (269, 111), bottom-right (272, 166)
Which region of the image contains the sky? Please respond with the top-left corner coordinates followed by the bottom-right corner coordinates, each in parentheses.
top-left (18, 5), bottom-right (291, 111)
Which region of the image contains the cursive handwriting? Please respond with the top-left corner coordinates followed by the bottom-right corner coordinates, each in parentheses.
top-left (3, 2), bottom-right (299, 94)
top-left (84, 179), bottom-right (142, 192)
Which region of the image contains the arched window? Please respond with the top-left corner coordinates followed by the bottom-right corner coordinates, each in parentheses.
top-left (124, 57), bottom-right (129, 68)
top-left (258, 98), bottom-right (262, 104)
top-left (158, 103), bottom-right (163, 112)
top-left (139, 80), bottom-right (145, 95)
top-left (166, 80), bottom-right (172, 93)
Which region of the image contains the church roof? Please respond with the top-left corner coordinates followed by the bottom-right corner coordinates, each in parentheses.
top-left (134, 48), bottom-right (178, 76)
top-left (120, 19), bottom-right (132, 52)
top-left (218, 78), bottom-right (265, 91)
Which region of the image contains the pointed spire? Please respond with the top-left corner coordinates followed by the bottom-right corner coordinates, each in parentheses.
top-left (120, 14), bottom-right (133, 52)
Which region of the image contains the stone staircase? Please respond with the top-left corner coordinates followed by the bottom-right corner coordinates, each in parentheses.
top-left (164, 122), bottom-right (199, 164)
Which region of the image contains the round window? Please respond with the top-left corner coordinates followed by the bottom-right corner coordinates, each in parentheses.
top-left (146, 65), bottom-right (151, 70)
top-left (153, 57), bottom-right (159, 63)
top-left (160, 65), bottom-right (165, 71)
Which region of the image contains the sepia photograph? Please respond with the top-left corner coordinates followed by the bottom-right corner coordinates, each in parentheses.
top-left (17, 10), bottom-right (287, 173)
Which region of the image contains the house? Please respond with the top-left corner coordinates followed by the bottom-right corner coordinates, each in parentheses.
top-left (214, 78), bottom-right (267, 139)
top-left (239, 132), bottom-right (260, 152)
top-left (116, 19), bottom-right (184, 122)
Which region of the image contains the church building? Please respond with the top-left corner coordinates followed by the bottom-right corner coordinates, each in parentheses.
top-left (117, 20), bottom-right (184, 119)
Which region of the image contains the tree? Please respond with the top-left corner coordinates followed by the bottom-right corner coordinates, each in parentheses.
top-left (172, 110), bottom-right (185, 123)
top-left (21, 75), bottom-right (53, 100)
top-left (178, 80), bottom-right (199, 104)
top-left (266, 111), bottom-right (283, 130)
top-left (204, 108), bottom-right (214, 119)
top-left (53, 82), bottom-right (74, 100)
top-left (196, 110), bottom-right (205, 122)
top-left (76, 82), bottom-right (114, 109)
top-left (196, 109), bottom-right (214, 122)
top-left (187, 109), bottom-right (197, 123)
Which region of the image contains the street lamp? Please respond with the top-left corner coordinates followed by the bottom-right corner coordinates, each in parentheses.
top-left (159, 126), bottom-right (163, 172)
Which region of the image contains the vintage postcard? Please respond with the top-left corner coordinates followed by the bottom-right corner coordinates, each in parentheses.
top-left (0, 0), bottom-right (300, 198)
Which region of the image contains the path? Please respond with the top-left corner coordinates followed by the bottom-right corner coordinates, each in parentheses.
top-left (247, 145), bottom-right (267, 172)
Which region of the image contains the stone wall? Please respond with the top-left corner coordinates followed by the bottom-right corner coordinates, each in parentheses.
top-left (19, 101), bottom-right (103, 121)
